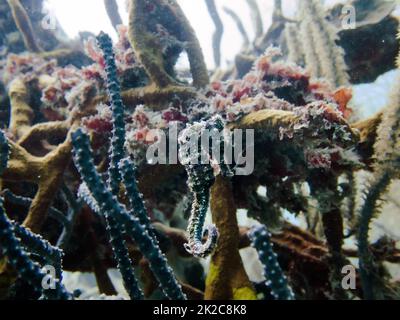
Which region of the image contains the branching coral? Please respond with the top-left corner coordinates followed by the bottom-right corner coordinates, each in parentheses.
top-left (2, 189), bottom-right (71, 239)
top-left (357, 47), bottom-right (400, 299)
top-left (104, 0), bottom-right (123, 31)
top-left (0, 130), bottom-right (71, 300)
top-left (96, 32), bottom-right (127, 195)
top-left (284, 23), bottom-right (305, 66)
top-left (119, 158), bottom-right (157, 241)
top-left (12, 220), bottom-right (64, 279)
top-left (222, 7), bottom-right (250, 50)
top-left (2, 134), bottom-right (72, 233)
top-left (71, 31), bottom-right (186, 300)
top-left (245, 0), bottom-right (263, 40)
top-left (6, 0), bottom-right (42, 53)
top-left (298, 15), bottom-right (322, 80)
top-left (8, 78), bottom-right (34, 139)
top-left (128, 0), bottom-right (209, 89)
top-left (205, 176), bottom-right (256, 300)
top-left (299, 0), bottom-right (350, 88)
top-left (71, 128), bottom-right (186, 300)
top-left (74, 132), bottom-right (143, 300)
top-left (0, 201), bottom-right (72, 300)
top-left (83, 32), bottom-right (144, 300)
top-left (358, 171), bottom-right (392, 299)
top-left (248, 225), bottom-right (295, 300)
top-left (205, 0), bottom-right (224, 68)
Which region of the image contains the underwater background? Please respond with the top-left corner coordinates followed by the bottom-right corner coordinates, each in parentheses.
top-left (0, 0), bottom-right (399, 300)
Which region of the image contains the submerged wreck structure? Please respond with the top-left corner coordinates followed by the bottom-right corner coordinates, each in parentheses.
top-left (0, 0), bottom-right (399, 300)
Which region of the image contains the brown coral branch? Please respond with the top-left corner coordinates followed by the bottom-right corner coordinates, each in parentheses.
top-left (139, 259), bottom-right (204, 300)
top-left (6, 0), bottom-right (43, 53)
top-left (121, 85), bottom-right (198, 111)
top-left (155, 216), bottom-right (335, 298)
top-left (230, 109), bottom-right (300, 133)
top-left (104, 0), bottom-right (123, 31)
top-left (233, 108), bottom-right (358, 142)
top-left (271, 223), bottom-right (400, 266)
top-left (232, 109), bottom-right (384, 168)
top-left (181, 283), bottom-right (204, 300)
top-left (152, 222), bottom-right (190, 257)
top-left (92, 255), bottom-right (118, 296)
top-left (2, 134), bottom-right (72, 233)
top-left (63, 217), bottom-right (400, 297)
top-left (8, 78), bottom-right (34, 140)
top-left (0, 137), bottom-right (71, 299)
top-left (246, 0), bottom-right (263, 40)
top-left (352, 112), bottom-right (383, 168)
top-left (128, 0), bottom-right (173, 88)
top-left (273, 0), bottom-right (283, 21)
top-left (311, 174), bottom-right (345, 255)
top-left (22, 138), bottom-right (72, 233)
top-left (2, 138), bottom-right (42, 182)
top-left (91, 84), bottom-right (198, 112)
top-left (205, 0), bottom-right (224, 67)
top-left (222, 7), bottom-right (250, 47)
top-left (17, 121), bottom-right (69, 153)
top-left (128, 0), bottom-right (209, 89)
top-left (204, 176), bottom-right (256, 300)
top-left (82, 211), bottom-right (118, 296)
top-left (344, 248), bottom-right (400, 264)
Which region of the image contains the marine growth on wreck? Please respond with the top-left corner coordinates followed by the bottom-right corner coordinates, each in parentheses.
top-left (0, 0), bottom-right (399, 301)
